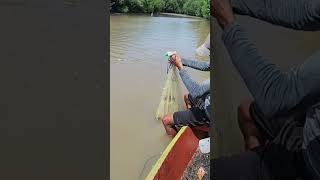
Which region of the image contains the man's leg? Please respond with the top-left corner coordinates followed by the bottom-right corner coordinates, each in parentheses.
top-left (162, 107), bottom-right (209, 136)
top-left (183, 94), bottom-right (192, 109)
top-left (212, 150), bottom-right (275, 180)
top-left (231, 0), bottom-right (320, 31)
top-left (212, 145), bottom-right (304, 180)
top-left (238, 100), bottom-right (263, 150)
top-left (162, 113), bottom-right (177, 136)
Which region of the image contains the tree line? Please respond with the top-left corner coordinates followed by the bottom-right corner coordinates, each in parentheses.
top-left (110, 0), bottom-right (210, 18)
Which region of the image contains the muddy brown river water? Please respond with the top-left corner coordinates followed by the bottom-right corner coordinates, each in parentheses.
top-left (110, 14), bottom-right (209, 180)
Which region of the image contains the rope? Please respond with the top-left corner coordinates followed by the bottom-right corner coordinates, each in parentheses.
top-left (167, 58), bottom-right (174, 74)
top-left (137, 153), bottom-right (161, 180)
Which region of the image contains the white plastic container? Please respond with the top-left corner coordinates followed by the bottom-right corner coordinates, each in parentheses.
top-left (199, 137), bottom-right (210, 154)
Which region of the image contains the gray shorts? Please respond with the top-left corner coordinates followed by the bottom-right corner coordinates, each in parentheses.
top-left (173, 107), bottom-right (209, 126)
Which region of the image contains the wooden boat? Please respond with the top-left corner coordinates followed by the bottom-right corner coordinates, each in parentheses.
top-left (146, 126), bottom-right (209, 180)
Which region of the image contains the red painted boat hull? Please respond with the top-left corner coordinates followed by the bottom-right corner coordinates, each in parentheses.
top-left (147, 126), bottom-right (208, 180)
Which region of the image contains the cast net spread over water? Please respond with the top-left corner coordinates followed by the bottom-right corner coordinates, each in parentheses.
top-left (156, 66), bottom-right (184, 121)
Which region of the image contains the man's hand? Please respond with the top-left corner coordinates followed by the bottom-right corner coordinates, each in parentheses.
top-left (169, 53), bottom-right (183, 70)
top-left (211, 0), bottom-right (235, 29)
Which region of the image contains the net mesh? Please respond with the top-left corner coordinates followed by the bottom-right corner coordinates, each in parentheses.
top-left (196, 33), bottom-right (210, 57)
top-left (156, 66), bottom-right (184, 121)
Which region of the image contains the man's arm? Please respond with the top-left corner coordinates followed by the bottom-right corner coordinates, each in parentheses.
top-left (179, 69), bottom-right (210, 99)
top-left (222, 22), bottom-right (320, 117)
top-left (182, 58), bottom-right (210, 71)
top-left (231, 0), bottom-right (320, 31)
top-left (169, 54), bottom-right (210, 98)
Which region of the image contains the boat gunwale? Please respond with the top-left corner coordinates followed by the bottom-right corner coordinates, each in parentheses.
top-left (145, 126), bottom-right (188, 179)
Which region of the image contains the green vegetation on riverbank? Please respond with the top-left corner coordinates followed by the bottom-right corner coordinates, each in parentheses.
top-left (110, 0), bottom-right (210, 19)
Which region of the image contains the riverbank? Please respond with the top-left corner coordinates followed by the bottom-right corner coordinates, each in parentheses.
top-left (110, 12), bottom-right (207, 20)
top-left (158, 13), bottom-right (205, 19)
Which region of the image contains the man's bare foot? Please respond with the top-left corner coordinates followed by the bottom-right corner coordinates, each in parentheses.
top-left (162, 113), bottom-right (177, 136)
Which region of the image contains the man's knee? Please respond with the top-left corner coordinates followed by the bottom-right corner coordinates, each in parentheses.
top-left (162, 113), bottom-right (174, 126)
top-left (184, 94), bottom-right (189, 101)
top-left (238, 101), bottom-right (252, 125)
top-left (238, 100), bottom-right (262, 138)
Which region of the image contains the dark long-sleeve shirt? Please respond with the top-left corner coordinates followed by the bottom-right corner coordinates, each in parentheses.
top-left (231, 0), bottom-right (320, 31)
top-left (182, 58), bottom-right (210, 71)
top-left (222, 22), bottom-right (320, 180)
top-left (180, 58), bottom-right (210, 99)
top-left (222, 23), bottom-right (320, 117)
top-left (179, 58), bottom-right (211, 119)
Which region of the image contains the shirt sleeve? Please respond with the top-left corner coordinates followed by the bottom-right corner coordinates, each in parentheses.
top-left (231, 0), bottom-right (320, 31)
top-left (179, 68), bottom-right (210, 99)
top-left (222, 22), bottom-right (320, 118)
top-left (181, 58), bottom-right (210, 71)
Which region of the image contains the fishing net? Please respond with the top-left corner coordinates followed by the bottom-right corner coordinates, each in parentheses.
top-left (196, 33), bottom-right (210, 57)
top-left (156, 65), bottom-right (184, 121)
